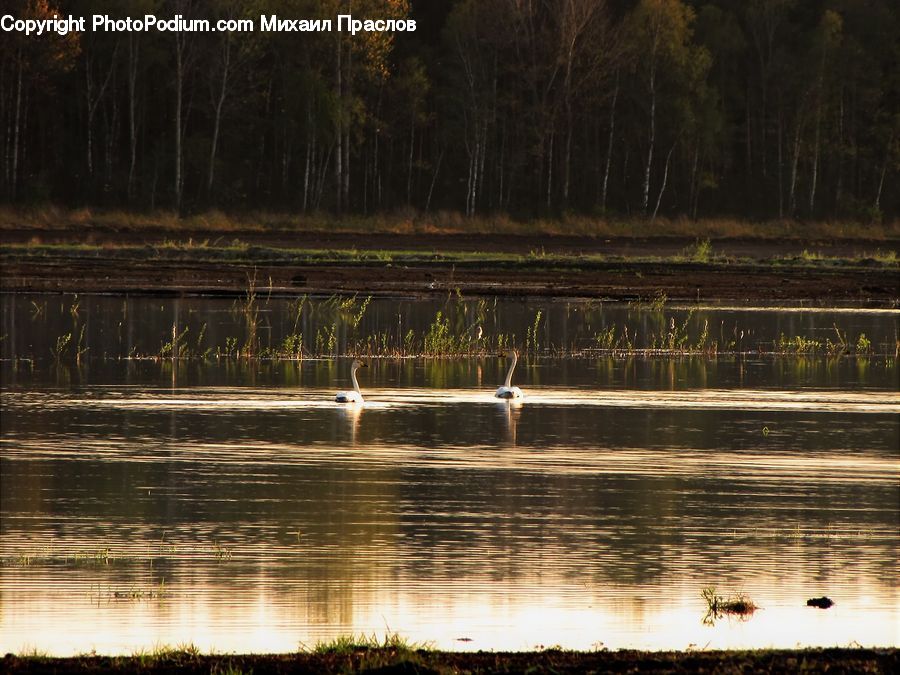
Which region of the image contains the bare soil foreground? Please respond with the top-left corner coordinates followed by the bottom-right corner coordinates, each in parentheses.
top-left (2, 229), bottom-right (898, 304)
top-left (3, 648), bottom-right (898, 674)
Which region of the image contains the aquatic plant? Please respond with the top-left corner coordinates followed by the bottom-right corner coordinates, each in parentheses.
top-left (160, 324), bottom-right (190, 358)
top-left (241, 272), bottom-right (260, 358)
top-left (23, 291), bottom-right (900, 362)
top-left (525, 310), bottom-right (543, 353)
top-left (95, 580), bottom-right (169, 603)
top-left (424, 311), bottom-right (459, 355)
top-left (51, 332), bottom-right (71, 362)
top-left (282, 333), bottom-right (304, 359)
top-left (856, 333), bottom-right (872, 354)
top-left (594, 325), bottom-right (617, 350)
top-left (777, 333), bottom-right (821, 354)
top-left (701, 586), bottom-right (758, 625)
top-left (628, 290), bottom-right (667, 312)
top-left (694, 319), bottom-right (712, 352)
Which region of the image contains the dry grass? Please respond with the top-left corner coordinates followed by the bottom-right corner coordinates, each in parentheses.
top-left (1, 205), bottom-right (897, 240)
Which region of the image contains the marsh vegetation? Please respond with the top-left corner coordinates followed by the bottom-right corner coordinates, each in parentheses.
top-left (5, 291), bottom-right (897, 365)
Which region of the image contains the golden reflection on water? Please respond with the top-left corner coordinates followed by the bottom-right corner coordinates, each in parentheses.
top-left (2, 385), bottom-right (898, 655)
top-left (2, 575), bottom-right (898, 655)
top-left (2, 438), bottom-right (896, 484)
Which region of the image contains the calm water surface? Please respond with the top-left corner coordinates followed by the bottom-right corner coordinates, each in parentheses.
top-left (1, 295), bottom-right (898, 654)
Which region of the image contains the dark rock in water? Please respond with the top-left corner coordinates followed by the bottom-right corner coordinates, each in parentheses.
top-left (807, 596), bottom-right (834, 609)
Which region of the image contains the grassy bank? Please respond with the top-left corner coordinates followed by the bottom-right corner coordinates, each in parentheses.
top-left (3, 645), bottom-right (896, 674)
top-left (2, 205), bottom-right (899, 240)
top-left (3, 239), bottom-right (898, 270)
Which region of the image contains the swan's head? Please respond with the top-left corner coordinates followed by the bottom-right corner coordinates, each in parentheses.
top-left (350, 359), bottom-right (368, 371)
top-left (504, 349), bottom-right (518, 360)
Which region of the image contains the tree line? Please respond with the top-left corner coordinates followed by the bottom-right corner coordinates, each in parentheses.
top-left (1, 0), bottom-right (897, 222)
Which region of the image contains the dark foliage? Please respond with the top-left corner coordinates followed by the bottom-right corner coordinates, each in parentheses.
top-left (1, 0), bottom-right (897, 222)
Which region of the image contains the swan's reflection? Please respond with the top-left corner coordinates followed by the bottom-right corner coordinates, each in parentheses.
top-left (497, 399), bottom-right (523, 446)
top-left (339, 402), bottom-right (364, 445)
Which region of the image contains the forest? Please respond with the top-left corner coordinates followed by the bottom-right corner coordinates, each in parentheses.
top-left (1, 0), bottom-right (898, 223)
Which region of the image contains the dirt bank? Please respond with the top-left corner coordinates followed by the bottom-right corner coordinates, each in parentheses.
top-left (1, 231), bottom-right (897, 304)
top-left (3, 647), bottom-right (897, 674)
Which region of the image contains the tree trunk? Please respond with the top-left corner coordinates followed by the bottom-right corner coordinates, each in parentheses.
top-left (546, 129), bottom-right (554, 209)
top-left (342, 43), bottom-right (351, 209)
top-left (302, 104), bottom-right (312, 212)
top-left (406, 119), bottom-right (414, 205)
top-left (788, 118), bottom-right (802, 216)
top-left (104, 66), bottom-right (119, 186)
top-left (11, 53), bottom-right (22, 199)
top-left (652, 142), bottom-right (675, 220)
top-left (777, 104), bottom-right (784, 217)
top-left (374, 124), bottom-right (381, 207)
top-left (642, 61), bottom-right (656, 215)
top-left (497, 121), bottom-right (505, 208)
top-left (873, 130), bottom-right (893, 212)
top-left (174, 32), bottom-right (185, 211)
top-left (333, 33), bottom-right (342, 213)
top-left (127, 34), bottom-right (139, 200)
top-left (477, 119), bottom-right (487, 207)
top-left (425, 146), bottom-right (444, 212)
top-left (808, 107), bottom-right (820, 215)
top-left (601, 70), bottom-right (618, 212)
top-left (835, 87), bottom-right (844, 206)
top-left (207, 35), bottom-right (231, 195)
top-left (809, 68), bottom-right (824, 215)
top-left (281, 117), bottom-right (291, 195)
top-left (85, 41), bottom-right (118, 181)
top-left (689, 144), bottom-right (699, 219)
top-left (86, 65), bottom-right (93, 178)
top-left (563, 105), bottom-right (572, 207)
top-left (3, 64), bottom-right (10, 190)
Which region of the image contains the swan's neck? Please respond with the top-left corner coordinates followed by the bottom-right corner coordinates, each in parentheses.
top-left (350, 366), bottom-right (361, 393)
top-left (504, 353), bottom-right (517, 388)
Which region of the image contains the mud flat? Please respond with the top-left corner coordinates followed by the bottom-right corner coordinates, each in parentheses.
top-left (1, 231), bottom-right (897, 304)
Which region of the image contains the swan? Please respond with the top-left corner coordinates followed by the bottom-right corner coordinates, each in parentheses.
top-left (495, 349), bottom-right (524, 399)
top-left (335, 359), bottom-right (367, 403)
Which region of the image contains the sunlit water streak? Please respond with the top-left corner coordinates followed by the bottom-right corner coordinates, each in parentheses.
top-left (4, 387), bottom-right (899, 413)
top-left (668, 304), bottom-right (900, 315)
top-left (1, 437), bottom-right (897, 486)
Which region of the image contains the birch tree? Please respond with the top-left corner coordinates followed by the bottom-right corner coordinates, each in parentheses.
top-left (626, 0), bottom-right (696, 216)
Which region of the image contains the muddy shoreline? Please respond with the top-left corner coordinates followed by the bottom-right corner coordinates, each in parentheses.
top-left (4, 648), bottom-right (898, 674)
top-left (2, 231), bottom-right (898, 304)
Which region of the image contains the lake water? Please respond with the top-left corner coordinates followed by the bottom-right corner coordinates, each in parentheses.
top-left (1, 294), bottom-right (898, 654)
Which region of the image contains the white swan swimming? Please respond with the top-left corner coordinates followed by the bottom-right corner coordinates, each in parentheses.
top-left (495, 349), bottom-right (524, 399)
top-left (335, 359), bottom-right (367, 403)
